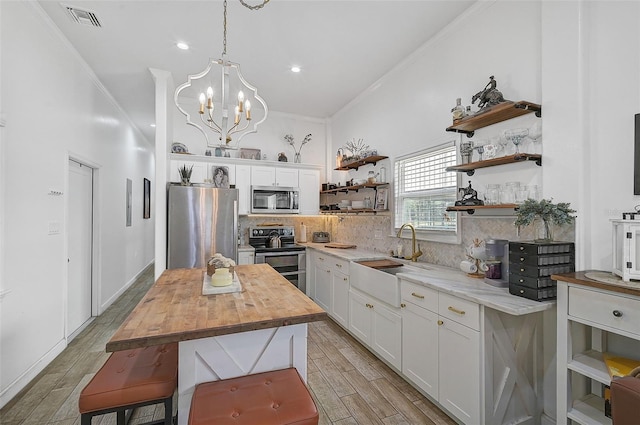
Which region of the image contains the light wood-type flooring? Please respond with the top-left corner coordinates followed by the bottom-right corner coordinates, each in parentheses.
top-left (0, 266), bottom-right (456, 425)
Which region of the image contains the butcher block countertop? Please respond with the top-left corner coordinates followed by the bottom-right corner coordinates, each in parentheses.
top-left (552, 270), bottom-right (640, 297)
top-left (106, 264), bottom-right (327, 352)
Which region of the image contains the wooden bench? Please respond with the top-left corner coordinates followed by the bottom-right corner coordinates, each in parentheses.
top-left (188, 368), bottom-right (318, 425)
top-left (79, 343), bottom-right (178, 425)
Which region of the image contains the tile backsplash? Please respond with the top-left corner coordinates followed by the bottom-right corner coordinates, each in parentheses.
top-left (240, 213), bottom-right (575, 269)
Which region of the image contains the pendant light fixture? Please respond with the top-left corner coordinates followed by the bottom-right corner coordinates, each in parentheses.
top-left (174, 0), bottom-right (269, 149)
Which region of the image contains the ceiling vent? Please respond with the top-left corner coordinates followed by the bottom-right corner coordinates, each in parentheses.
top-left (64, 5), bottom-right (102, 28)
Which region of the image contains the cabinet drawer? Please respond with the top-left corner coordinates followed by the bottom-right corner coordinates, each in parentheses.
top-left (509, 241), bottom-right (575, 255)
top-left (401, 280), bottom-right (438, 312)
top-left (438, 292), bottom-right (480, 331)
top-left (569, 286), bottom-right (640, 337)
top-left (332, 257), bottom-right (350, 274)
top-left (509, 274), bottom-right (556, 289)
top-left (511, 253), bottom-right (574, 266)
top-left (510, 263), bottom-right (574, 278)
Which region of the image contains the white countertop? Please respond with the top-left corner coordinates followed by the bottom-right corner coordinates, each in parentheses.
top-left (303, 242), bottom-right (555, 316)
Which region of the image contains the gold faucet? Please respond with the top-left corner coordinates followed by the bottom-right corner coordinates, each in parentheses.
top-left (397, 223), bottom-right (423, 262)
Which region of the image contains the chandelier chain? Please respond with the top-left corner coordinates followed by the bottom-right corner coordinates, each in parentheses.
top-left (238, 0), bottom-right (270, 10)
top-left (222, 0), bottom-right (227, 56)
top-left (222, 0), bottom-right (269, 56)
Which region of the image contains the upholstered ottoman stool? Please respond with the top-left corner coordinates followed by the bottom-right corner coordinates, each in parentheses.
top-left (188, 368), bottom-right (318, 425)
top-left (611, 367), bottom-right (640, 425)
top-left (79, 343), bottom-right (178, 425)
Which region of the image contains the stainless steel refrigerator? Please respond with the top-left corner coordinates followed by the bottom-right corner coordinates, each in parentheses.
top-left (167, 184), bottom-right (238, 269)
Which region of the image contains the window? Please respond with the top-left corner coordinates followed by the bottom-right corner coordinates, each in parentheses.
top-left (394, 142), bottom-right (459, 242)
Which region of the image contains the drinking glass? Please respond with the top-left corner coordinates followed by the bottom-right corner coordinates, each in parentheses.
top-left (503, 128), bottom-right (529, 154)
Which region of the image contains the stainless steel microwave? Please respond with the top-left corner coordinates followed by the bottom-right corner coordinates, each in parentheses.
top-left (251, 186), bottom-right (299, 214)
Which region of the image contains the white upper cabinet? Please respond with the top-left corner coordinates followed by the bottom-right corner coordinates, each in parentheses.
top-left (251, 166), bottom-right (299, 187)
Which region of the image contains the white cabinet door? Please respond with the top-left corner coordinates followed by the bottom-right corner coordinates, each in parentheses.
top-left (251, 166), bottom-right (298, 187)
top-left (348, 289), bottom-right (372, 345)
top-left (306, 251), bottom-right (315, 299)
top-left (170, 160), bottom-right (207, 183)
top-left (276, 168), bottom-right (298, 187)
top-left (438, 319), bottom-right (480, 425)
top-left (331, 270), bottom-right (349, 328)
top-left (251, 166), bottom-right (276, 186)
top-left (298, 168), bottom-right (320, 214)
top-left (402, 301), bottom-right (439, 399)
top-left (371, 302), bottom-right (402, 369)
top-left (314, 260), bottom-right (331, 312)
top-left (237, 251), bottom-right (254, 265)
top-left (235, 165), bottom-right (251, 215)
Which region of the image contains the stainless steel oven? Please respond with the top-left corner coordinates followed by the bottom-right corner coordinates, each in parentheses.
top-left (249, 226), bottom-right (306, 292)
top-left (255, 250), bottom-right (306, 292)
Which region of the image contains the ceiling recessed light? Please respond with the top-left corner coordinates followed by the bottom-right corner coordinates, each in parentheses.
top-left (290, 66), bottom-right (301, 73)
top-left (150, 124), bottom-right (156, 128)
top-left (176, 42), bottom-right (189, 50)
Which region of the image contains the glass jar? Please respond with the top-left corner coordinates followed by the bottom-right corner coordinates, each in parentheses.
top-left (485, 184), bottom-right (501, 205)
top-left (515, 187), bottom-right (529, 204)
top-left (501, 182), bottom-right (520, 204)
top-left (527, 185), bottom-right (540, 201)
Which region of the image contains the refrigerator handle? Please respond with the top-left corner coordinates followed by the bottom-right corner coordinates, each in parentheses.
top-left (234, 199), bottom-right (239, 258)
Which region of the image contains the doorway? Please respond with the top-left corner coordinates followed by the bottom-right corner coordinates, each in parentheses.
top-left (67, 159), bottom-right (94, 340)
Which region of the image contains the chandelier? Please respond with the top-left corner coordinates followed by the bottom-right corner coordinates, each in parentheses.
top-left (174, 0), bottom-right (269, 148)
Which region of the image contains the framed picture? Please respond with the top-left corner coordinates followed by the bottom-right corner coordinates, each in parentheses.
top-left (212, 166), bottom-right (230, 188)
top-left (239, 148), bottom-right (261, 160)
top-left (375, 187), bottom-right (388, 210)
top-left (143, 178), bottom-right (151, 219)
top-left (126, 178), bottom-right (132, 227)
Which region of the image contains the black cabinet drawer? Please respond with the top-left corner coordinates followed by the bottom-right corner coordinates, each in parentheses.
top-left (509, 241), bottom-right (575, 256)
top-left (509, 283), bottom-right (557, 301)
top-left (508, 274), bottom-right (556, 289)
top-left (509, 263), bottom-right (574, 278)
top-left (510, 253), bottom-right (574, 266)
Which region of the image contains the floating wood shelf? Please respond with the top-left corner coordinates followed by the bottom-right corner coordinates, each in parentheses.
top-left (446, 153), bottom-right (542, 176)
top-left (320, 208), bottom-right (388, 215)
top-left (446, 204), bottom-right (519, 215)
top-left (321, 182), bottom-right (388, 194)
top-left (446, 101), bottom-right (542, 138)
top-left (335, 155), bottom-right (388, 171)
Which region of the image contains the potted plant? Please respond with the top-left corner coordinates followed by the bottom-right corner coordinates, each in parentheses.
top-left (514, 198), bottom-right (576, 241)
top-left (178, 164), bottom-right (193, 186)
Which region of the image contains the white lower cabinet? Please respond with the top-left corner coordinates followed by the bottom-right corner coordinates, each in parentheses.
top-left (348, 287), bottom-right (402, 369)
top-left (331, 269), bottom-right (349, 327)
top-left (401, 279), bottom-right (480, 425)
top-left (237, 249), bottom-right (254, 265)
top-left (556, 278), bottom-right (640, 425)
top-left (310, 251), bottom-right (350, 320)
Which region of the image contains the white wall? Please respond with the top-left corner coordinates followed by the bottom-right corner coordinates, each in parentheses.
top-left (0, 2), bottom-right (155, 407)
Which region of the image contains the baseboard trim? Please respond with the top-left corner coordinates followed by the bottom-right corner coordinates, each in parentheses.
top-left (99, 260), bottom-right (154, 314)
top-left (0, 338), bottom-right (66, 409)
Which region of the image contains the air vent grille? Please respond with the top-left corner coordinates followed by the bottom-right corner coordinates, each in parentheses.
top-left (64, 5), bottom-right (101, 27)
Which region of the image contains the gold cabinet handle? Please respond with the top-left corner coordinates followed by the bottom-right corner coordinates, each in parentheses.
top-left (365, 303), bottom-right (374, 309)
top-left (319, 257), bottom-right (325, 261)
top-left (326, 270), bottom-right (330, 273)
top-left (400, 303), bottom-right (406, 308)
top-left (447, 306), bottom-right (466, 316)
top-left (411, 292), bottom-right (425, 299)
top-left (343, 277), bottom-right (348, 281)
top-left (437, 320), bottom-right (444, 326)
top-left (336, 263), bottom-right (342, 268)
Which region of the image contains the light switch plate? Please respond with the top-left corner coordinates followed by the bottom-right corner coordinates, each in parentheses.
top-left (48, 221), bottom-right (61, 235)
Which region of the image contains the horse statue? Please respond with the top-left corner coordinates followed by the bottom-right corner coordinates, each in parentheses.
top-left (472, 76), bottom-right (505, 110)
top-left (455, 181), bottom-right (484, 206)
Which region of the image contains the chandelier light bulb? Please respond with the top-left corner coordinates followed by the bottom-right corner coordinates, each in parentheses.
top-left (245, 100), bottom-right (251, 120)
top-left (234, 105), bottom-right (241, 125)
top-left (198, 93), bottom-right (206, 113)
top-left (291, 66), bottom-right (301, 73)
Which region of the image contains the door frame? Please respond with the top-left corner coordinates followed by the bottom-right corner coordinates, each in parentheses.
top-left (65, 153), bottom-right (101, 340)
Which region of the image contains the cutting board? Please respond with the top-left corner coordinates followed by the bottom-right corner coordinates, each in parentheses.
top-left (325, 243), bottom-right (357, 249)
top-left (356, 259), bottom-right (404, 269)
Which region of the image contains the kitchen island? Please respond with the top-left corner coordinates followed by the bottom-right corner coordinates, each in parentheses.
top-left (107, 264), bottom-right (327, 425)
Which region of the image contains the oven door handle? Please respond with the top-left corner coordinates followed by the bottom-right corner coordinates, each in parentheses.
top-left (256, 251), bottom-right (304, 258)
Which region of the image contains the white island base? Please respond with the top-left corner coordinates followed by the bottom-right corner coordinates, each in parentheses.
top-left (177, 324), bottom-right (308, 425)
